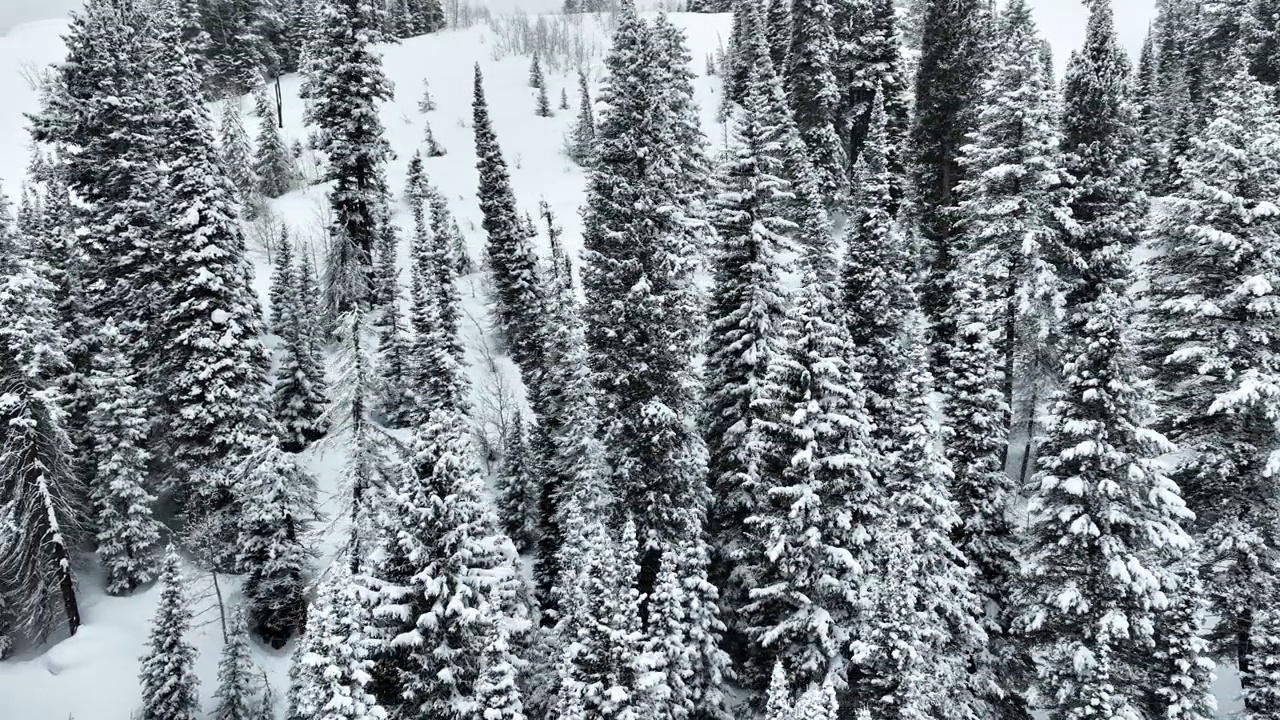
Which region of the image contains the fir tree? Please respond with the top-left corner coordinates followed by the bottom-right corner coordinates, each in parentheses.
top-left (220, 98), bottom-right (258, 211)
top-left (786, 0), bottom-right (847, 202)
top-left (89, 320), bottom-right (161, 596)
top-left (215, 609), bottom-right (258, 720)
top-left (910, 0), bottom-right (988, 355)
top-left (139, 548), bottom-right (200, 720)
top-left (497, 420), bottom-right (539, 552)
top-left (537, 77), bottom-right (555, 117)
top-left (703, 5), bottom-right (795, 659)
top-left (254, 90), bottom-right (297, 199)
top-left (560, 86), bottom-right (570, 111)
top-left (1018, 4), bottom-right (1204, 719)
top-left (274, 238), bottom-right (330, 452)
top-left (0, 260), bottom-right (85, 641)
top-left (304, 0), bottom-right (394, 313)
top-left (580, 3), bottom-right (709, 587)
top-left (837, 0), bottom-right (909, 196)
top-left (568, 68), bottom-right (596, 165)
top-left (475, 620), bottom-right (528, 720)
top-left (530, 54), bottom-right (546, 88)
top-left (237, 439), bottom-right (316, 648)
top-left (765, 0), bottom-right (791, 77)
top-left (473, 63), bottom-right (545, 372)
top-left (1144, 50), bottom-right (1280, 706)
top-left (295, 565), bottom-right (388, 720)
top-left (418, 77), bottom-right (437, 112)
top-left (269, 231), bottom-right (297, 332)
top-left (423, 120), bottom-right (446, 157)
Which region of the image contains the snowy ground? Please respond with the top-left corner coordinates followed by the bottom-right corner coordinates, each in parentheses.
top-left (0, 4), bottom-right (1233, 719)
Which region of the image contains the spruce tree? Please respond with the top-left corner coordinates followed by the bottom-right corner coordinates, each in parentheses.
top-left (838, 0), bottom-right (909, 195)
top-left (0, 259), bottom-right (85, 641)
top-left (786, 0), bottom-right (847, 202)
top-left (568, 69), bottom-right (596, 166)
top-left (765, 0), bottom-right (791, 76)
top-left (473, 64), bottom-right (545, 373)
top-left (295, 565), bottom-right (387, 720)
top-left (1145, 49), bottom-right (1280, 705)
top-left (237, 439), bottom-right (316, 648)
top-left (139, 548), bottom-right (200, 720)
top-left (376, 279), bottom-right (414, 429)
top-left (423, 120), bottom-right (446, 157)
top-left (418, 77), bottom-right (437, 112)
top-left (220, 98), bottom-right (258, 211)
top-left (215, 609), bottom-right (258, 720)
top-left (580, 2), bottom-right (709, 586)
top-left (89, 320), bottom-right (161, 596)
top-left (304, 0), bottom-right (394, 313)
top-left (703, 5), bottom-right (795, 657)
top-left (497, 420), bottom-right (539, 552)
top-left (560, 87), bottom-right (571, 111)
top-left (254, 90), bottom-right (297, 199)
top-left (1018, 4), bottom-right (1205, 719)
top-left (910, 0), bottom-right (988, 354)
top-left (272, 241), bottom-right (330, 452)
top-left (269, 231), bottom-right (297, 332)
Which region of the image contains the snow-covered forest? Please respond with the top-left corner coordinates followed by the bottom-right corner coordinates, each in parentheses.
top-left (0, 0), bottom-right (1277, 718)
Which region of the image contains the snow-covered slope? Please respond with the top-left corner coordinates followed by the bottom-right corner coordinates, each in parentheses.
top-left (0, 11), bottom-right (730, 720)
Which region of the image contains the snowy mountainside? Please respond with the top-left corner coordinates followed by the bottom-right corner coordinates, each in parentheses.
top-left (0, 11), bottom-right (730, 720)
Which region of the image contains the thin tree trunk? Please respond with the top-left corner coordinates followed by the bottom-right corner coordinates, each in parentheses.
top-left (212, 571), bottom-right (227, 643)
top-left (56, 546), bottom-right (81, 637)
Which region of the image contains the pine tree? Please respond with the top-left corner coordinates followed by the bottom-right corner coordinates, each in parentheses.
top-left (424, 120), bottom-right (446, 157)
top-left (1019, 4), bottom-right (1204, 719)
top-left (274, 240), bottom-right (331, 451)
top-left (139, 548), bottom-right (200, 720)
top-left (765, 0), bottom-right (791, 77)
top-left (835, 0), bottom-right (909, 195)
top-left (703, 4), bottom-right (795, 657)
top-left (418, 77), bottom-right (437, 112)
top-left (1144, 557), bottom-right (1217, 720)
top-left (270, 231), bottom-right (298, 332)
top-left (473, 63), bottom-right (546, 372)
top-left (911, 0), bottom-right (988, 355)
top-left (765, 662), bottom-right (792, 720)
top-left (296, 565), bottom-right (388, 720)
top-left (786, 0), bottom-right (848, 202)
top-left (376, 280), bottom-right (414, 429)
top-left (1144, 49), bottom-right (1280, 707)
top-left (254, 90), bottom-right (297, 199)
top-left (537, 78), bottom-right (555, 117)
top-left (0, 259), bottom-right (85, 641)
top-left (475, 620), bottom-right (528, 720)
top-left (497, 420), bottom-right (539, 552)
top-left (304, 0), bottom-right (394, 313)
top-left (580, 3), bottom-right (709, 586)
top-left (568, 69), bottom-right (596, 165)
top-left (220, 98), bottom-right (258, 211)
top-left (215, 609), bottom-right (258, 720)
top-left (560, 87), bottom-right (570, 111)
top-left (89, 320), bottom-right (161, 596)
top-left (237, 439), bottom-right (316, 648)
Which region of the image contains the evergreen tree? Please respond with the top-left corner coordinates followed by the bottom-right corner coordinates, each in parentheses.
top-left (237, 439), bottom-right (316, 648)
top-left (220, 98), bottom-right (258, 211)
top-left (560, 87), bottom-right (571, 111)
top-left (568, 69), bottom-right (596, 166)
top-left (703, 6), bottom-right (795, 658)
top-left (215, 609), bottom-right (258, 720)
top-left (89, 320), bottom-right (161, 596)
top-left (473, 64), bottom-right (546, 373)
top-left (304, 0), bottom-right (394, 313)
top-left (295, 565), bottom-right (388, 720)
top-left (138, 548), bottom-right (200, 720)
top-left (580, 3), bottom-right (709, 587)
top-left (274, 239), bottom-right (330, 452)
top-left (475, 620), bottom-right (528, 720)
top-left (910, 0), bottom-right (988, 355)
top-left (1018, 4), bottom-right (1204, 720)
top-left (418, 77), bottom-right (437, 112)
top-left (0, 260), bottom-right (84, 642)
top-left (1144, 558), bottom-right (1217, 720)
top-left (786, 0), bottom-right (847, 202)
top-left (831, 0), bottom-right (909, 184)
top-left (765, 0), bottom-right (791, 74)
top-left (376, 280), bottom-right (414, 429)
top-left (497, 420), bottom-right (539, 552)
top-left (254, 90), bottom-right (297, 199)
top-left (269, 231), bottom-right (297, 332)
top-left (424, 120), bottom-right (446, 157)
top-left (537, 77), bottom-right (554, 117)
top-left (1144, 50), bottom-right (1280, 706)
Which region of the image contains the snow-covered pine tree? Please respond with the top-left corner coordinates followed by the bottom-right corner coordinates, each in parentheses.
top-left (423, 120), bottom-right (446, 157)
top-left (273, 239), bottom-right (330, 452)
top-left (1144, 49), bottom-right (1280, 708)
top-left (1018, 4), bottom-right (1204, 719)
top-left (530, 54), bottom-right (546, 88)
top-left (304, 0), bottom-right (393, 314)
top-left (139, 548), bottom-right (200, 720)
top-left (945, 1), bottom-right (1068, 710)
top-left (1143, 554), bottom-right (1216, 720)
top-left (703, 1), bottom-right (795, 661)
top-left (215, 609), bottom-right (258, 720)
top-left (497, 420), bottom-right (539, 552)
top-left (765, 662), bottom-right (792, 720)
top-left (325, 310), bottom-right (395, 571)
top-left (0, 259), bottom-right (85, 642)
top-left (910, 0), bottom-right (988, 356)
top-left (296, 564), bottom-right (388, 720)
top-left (150, 6), bottom-right (271, 501)
top-left (743, 167), bottom-right (879, 691)
top-left (785, 0), bottom-right (847, 202)
top-left (537, 77), bottom-right (554, 117)
top-left (89, 319), bottom-right (161, 596)
top-left (475, 619), bottom-right (528, 720)
top-left (568, 69), bottom-right (596, 166)
top-left (406, 182), bottom-right (467, 422)
top-left (765, 0), bottom-right (791, 78)
top-left (580, 2), bottom-right (709, 592)
top-left (220, 98), bottom-right (258, 212)
top-left (840, 0), bottom-right (909, 199)
top-left (237, 438), bottom-right (316, 647)
top-left (269, 230), bottom-right (297, 332)
top-left (254, 89), bottom-right (297, 199)
top-left (418, 77), bottom-right (437, 112)
top-left (473, 64), bottom-right (546, 374)
top-left (376, 280), bottom-right (414, 429)
top-left (560, 86), bottom-right (570, 111)
top-left (364, 407), bottom-right (530, 720)
top-left (722, 0), bottom-right (752, 106)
